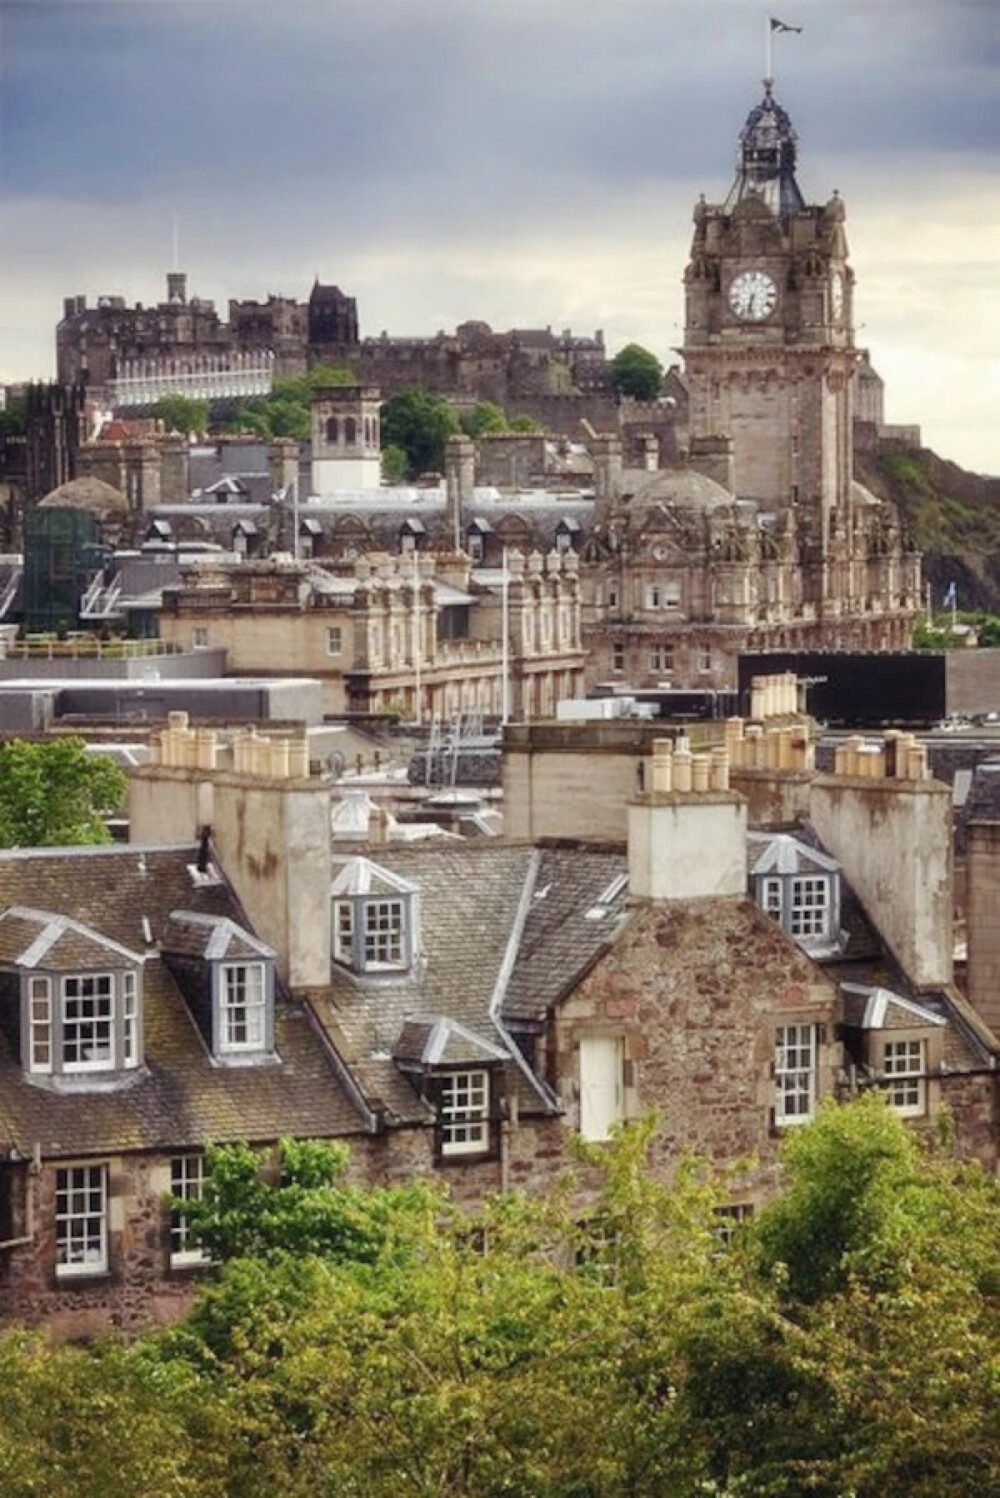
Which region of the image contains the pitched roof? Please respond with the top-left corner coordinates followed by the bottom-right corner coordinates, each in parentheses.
top-left (0, 907), bottom-right (143, 971)
top-left (161, 910), bottom-right (275, 962)
top-left (0, 845), bottom-right (367, 1156)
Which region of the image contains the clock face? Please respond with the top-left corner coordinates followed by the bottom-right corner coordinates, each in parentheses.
top-left (831, 270), bottom-right (845, 321)
top-left (728, 270), bottom-right (778, 322)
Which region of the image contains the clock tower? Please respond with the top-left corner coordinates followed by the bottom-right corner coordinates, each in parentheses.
top-left (683, 82), bottom-right (855, 581)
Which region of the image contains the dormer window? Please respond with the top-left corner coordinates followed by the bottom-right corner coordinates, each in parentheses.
top-left (219, 962), bottom-right (267, 1053)
top-left (748, 834), bottom-right (841, 955)
top-left (331, 858), bottom-right (419, 976)
top-left (162, 912), bottom-right (277, 1064)
top-left (0, 908), bottom-right (145, 1085)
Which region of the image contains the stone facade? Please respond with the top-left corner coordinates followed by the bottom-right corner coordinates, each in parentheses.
top-left (157, 552), bottom-right (586, 720)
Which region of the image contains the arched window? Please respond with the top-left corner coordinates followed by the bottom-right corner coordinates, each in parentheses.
top-left (344, 417), bottom-right (357, 445)
top-left (326, 416), bottom-right (339, 444)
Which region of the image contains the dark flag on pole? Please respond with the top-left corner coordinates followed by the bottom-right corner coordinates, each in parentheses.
top-left (770, 17), bottom-right (803, 32)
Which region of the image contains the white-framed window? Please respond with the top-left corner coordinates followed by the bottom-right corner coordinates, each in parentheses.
top-left (219, 962), bottom-right (266, 1052)
top-left (611, 642), bottom-right (625, 674)
top-left (364, 900), bottom-right (405, 969)
top-left (62, 975), bottom-right (114, 1072)
top-left (882, 1039), bottom-right (925, 1116)
top-left (775, 1023), bottom-right (816, 1125)
top-left (579, 1034), bottom-right (625, 1142)
top-left (790, 877), bottom-right (829, 938)
top-left (714, 1203), bottom-right (754, 1246)
top-left (170, 1155), bottom-right (210, 1267)
top-left (649, 644), bottom-right (675, 674)
top-left (333, 900), bottom-right (354, 964)
top-left (192, 627), bottom-right (209, 650)
top-left (645, 584), bottom-right (661, 609)
top-left (440, 1070), bottom-right (489, 1156)
top-left (467, 532), bottom-right (485, 564)
top-left (608, 583), bottom-right (619, 609)
top-left (762, 877), bottom-right (783, 919)
top-left (326, 625), bottom-right (342, 656)
top-left (122, 971), bottom-right (139, 1068)
top-left (663, 580), bottom-right (681, 608)
top-left (55, 1164), bottom-right (108, 1277)
top-left (28, 975), bottom-right (52, 1075)
top-left (698, 647), bottom-right (712, 673)
top-left (400, 531), bottom-right (416, 554)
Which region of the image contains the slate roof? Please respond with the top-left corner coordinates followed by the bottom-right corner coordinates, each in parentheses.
top-left (0, 908), bottom-right (142, 971)
top-left (504, 846), bottom-right (630, 1024)
top-left (319, 843), bottom-right (553, 1123)
top-left (746, 832), bottom-right (839, 878)
top-left (0, 845), bottom-right (367, 1157)
top-left (161, 911), bottom-right (274, 962)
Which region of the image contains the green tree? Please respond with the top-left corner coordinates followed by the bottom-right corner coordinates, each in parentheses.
top-left (381, 443), bottom-right (409, 484)
top-left (153, 395), bottom-right (209, 434)
top-left (510, 412), bottom-right (544, 433)
top-left (610, 342), bottom-right (664, 400)
top-left (381, 388), bottom-right (461, 478)
top-left (460, 400), bottom-right (509, 438)
top-left (0, 1330), bottom-right (227, 1498)
top-left (0, 738), bottom-right (126, 847)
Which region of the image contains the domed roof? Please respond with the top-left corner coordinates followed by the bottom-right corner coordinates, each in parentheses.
top-left (725, 82), bottom-right (805, 222)
top-left (38, 476), bottom-right (129, 514)
top-left (626, 465), bottom-right (739, 514)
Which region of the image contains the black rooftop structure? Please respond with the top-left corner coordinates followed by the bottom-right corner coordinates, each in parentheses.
top-left (725, 83), bottom-right (806, 222)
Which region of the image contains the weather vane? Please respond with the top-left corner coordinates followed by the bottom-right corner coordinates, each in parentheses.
top-left (765, 15), bottom-right (802, 90)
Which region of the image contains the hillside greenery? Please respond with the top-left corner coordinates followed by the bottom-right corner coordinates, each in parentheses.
top-left (859, 447), bottom-right (1000, 614)
top-left (2, 1098), bottom-right (998, 1497)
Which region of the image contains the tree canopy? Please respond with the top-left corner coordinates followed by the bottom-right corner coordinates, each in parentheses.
top-left (1, 1100), bottom-right (997, 1496)
top-left (215, 364), bottom-right (357, 442)
top-left (381, 388), bottom-right (461, 478)
top-left (0, 738), bottom-right (127, 847)
top-left (609, 343), bottom-right (664, 400)
top-left (152, 395), bottom-right (209, 435)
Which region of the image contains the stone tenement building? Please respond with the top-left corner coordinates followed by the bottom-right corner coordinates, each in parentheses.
top-left (0, 701), bottom-right (996, 1335)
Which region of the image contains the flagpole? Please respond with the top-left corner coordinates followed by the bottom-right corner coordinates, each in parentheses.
top-left (765, 14), bottom-right (773, 86)
top-left (291, 480), bottom-right (299, 562)
top-left (412, 547), bottom-right (422, 725)
top-left (501, 546), bottom-right (510, 726)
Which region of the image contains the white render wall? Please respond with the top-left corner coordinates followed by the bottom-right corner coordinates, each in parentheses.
top-left (627, 793), bottom-right (748, 902)
top-left (313, 455), bottom-right (382, 494)
top-left (809, 775), bottom-right (952, 990)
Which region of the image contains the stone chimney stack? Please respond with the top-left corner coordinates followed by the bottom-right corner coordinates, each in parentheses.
top-left (269, 437), bottom-right (299, 498)
top-left (129, 724), bottom-right (332, 989)
top-left (160, 433), bottom-right (188, 503)
top-left (445, 434), bottom-right (475, 552)
top-left (627, 739), bottom-right (747, 901)
top-left (810, 760), bottom-right (952, 990)
top-left (963, 764), bottom-right (1000, 1038)
top-left (590, 434), bottom-right (622, 523)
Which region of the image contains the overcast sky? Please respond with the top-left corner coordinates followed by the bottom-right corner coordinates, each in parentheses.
top-left (1, 0), bottom-right (997, 472)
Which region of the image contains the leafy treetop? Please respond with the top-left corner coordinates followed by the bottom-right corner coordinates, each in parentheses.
top-left (0, 738), bottom-right (127, 848)
top-left (610, 342), bottom-right (664, 400)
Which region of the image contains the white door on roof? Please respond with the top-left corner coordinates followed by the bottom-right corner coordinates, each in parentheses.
top-left (579, 1034), bottom-right (624, 1142)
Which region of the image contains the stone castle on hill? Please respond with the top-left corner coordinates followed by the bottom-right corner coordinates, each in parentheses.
top-left (56, 274), bottom-right (614, 423)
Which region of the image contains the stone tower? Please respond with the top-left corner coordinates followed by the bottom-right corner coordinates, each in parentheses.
top-left (683, 83), bottom-right (855, 574)
top-left (311, 386), bottom-right (382, 495)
